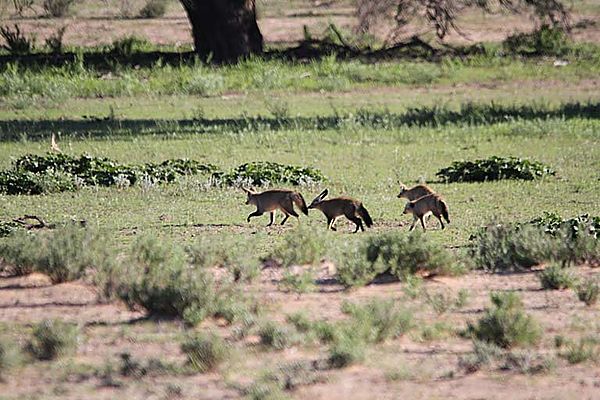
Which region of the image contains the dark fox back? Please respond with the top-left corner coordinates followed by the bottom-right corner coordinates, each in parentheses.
top-left (357, 204), bottom-right (373, 227)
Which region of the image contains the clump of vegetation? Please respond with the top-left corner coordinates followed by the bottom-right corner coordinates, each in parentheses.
top-left (436, 156), bottom-right (555, 183)
top-left (273, 225), bottom-right (326, 268)
top-left (217, 161), bottom-right (325, 187)
top-left (503, 25), bottom-right (570, 56)
top-left (530, 212), bottom-right (600, 239)
top-left (328, 333), bottom-right (366, 368)
top-left (575, 278), bottom-right (599, 306)
top-left (467, 292), bottom-right (541, 349)
top-left (341, 299), bottom-right (413, 343)
top-left (43, 0), bottom-right (76, 17)
top-left (110, 36), bottom-right (151, 57)
top-left (138, 0), bottom-right (167, 18)
top-left (425, 288), bottom-right (470, 314)
top-left (539, 264), bottom-right (577, 290)
top-left (25, 320), bottom-right (79, 360)
top-left (0, 225), bottom-right (114, 283)
top-left (337, 231), bottom-right (458, 287)
top-left (470, 224), bottom-right (551, 272)
top-left (0, 24), bottom-right (34, 54)
top-left (44, 26), bottom-right (67, 54)
top-left (258, 322), bottom-right (294, 350)
top-left (0, 338), bottom-right (21, 377)
top-left (180, 333), bottom-right (230, 372)
top-left (111, 236), bottom-right (240, 326)
top-left (560, 337), bottom-right (599, 364)
top-left (280, 267), bottom-right (316, 294)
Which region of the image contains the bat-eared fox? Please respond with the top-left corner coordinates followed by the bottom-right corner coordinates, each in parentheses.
top-left (308, 189), bottom-right (373, 233)
top-left (243, 188), bottom-right (308, 226)
top-left (403, 194), bottom-right (450, 231)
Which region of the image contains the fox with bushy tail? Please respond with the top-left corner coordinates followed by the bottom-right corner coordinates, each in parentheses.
top-left (308, 189), bottom-right (373, 233)
top-left (403, 194), bottom-right (450, 231)
top-left (243, 188), bottom-right (308, 226)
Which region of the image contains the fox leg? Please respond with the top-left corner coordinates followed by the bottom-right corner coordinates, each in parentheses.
top-left (247, 210), bottom-right (263, 223)
top-left (267, 211), bottom-right (275, 226)
top-left (280, 212), bottom-right (290, 225)
top-left (433, 213), bottom-right (445, 230)
top-left (327, 216), bottom-right (338, 231)
top-left (347, 216), bottom-right (364, 233)
top-left (419, 216), bottom-right (427, 231)
top-left (409, 216), bottom-right (418, 231)
top-left (280, 201), bottom-right (299, 226)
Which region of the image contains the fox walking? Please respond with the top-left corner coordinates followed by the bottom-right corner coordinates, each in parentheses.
top-left (397, 182), bottom-right (435, 201)
top-left (308, 189), bottom-right (373, 233)
top-left (243, 188), bottom-right (308, 226)
top-left (403, 194), bottom-right (450, 231)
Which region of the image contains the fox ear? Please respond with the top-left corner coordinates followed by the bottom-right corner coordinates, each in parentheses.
top-left (242, 187), bottom-right (252, 194)
top-left (319, 189), bottom-right (328, 200)
top-left (398, 181), bottom-right (406, 189)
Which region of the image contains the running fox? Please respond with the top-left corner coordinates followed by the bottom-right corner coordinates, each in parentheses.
top-left (397, 182), bottom-right (435, 200)
top-left (308, 189), bottom-right (373, 233)
top-left (243, 188), bottom-right (308, 226)
top-left (403, 194), bottom-right (450, 231)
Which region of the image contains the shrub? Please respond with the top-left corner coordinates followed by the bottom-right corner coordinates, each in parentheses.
top-left (216, 161), bottom-right (325, 187)
top-left (335, 245), bottom-right (381, 288)
top-left (114, 236), bottom-right (220, 326)
top-left (138, 0), bottom-right (167, 18)
top-left (43, 0), bottom-right (76, 17)
top-left (111, 36), bottom-right (151, 57)
top-left (503, 25), bottom-right (570, 56)
top-left (575, 278), bottom-right (599, 306)
top-left (280, 267), bottom-right (316, 294)
top-left (0, 24), bottom-right (34, 54)
top-left (180, 333), bottom-right (229, 372)
top-left (469, 224), bottom-right (551, 272)
top-left (468, 292), bottom-right (541, 349)
top-left (0, 230), bottom-right (40, 276)
top-left (538, 264), bottom-right (576, 290)
top-left (25, 319), bottom-right (79, 360)
top-left (0, 338), bottom-right (21, 377)
top-left (258, 322), bottom-right (293, 350)
top-left (273, 225), bottom-right (326, 267)
top-left (436, 156), bottom-right (555, 183)
top-left (425, 289), bottom-right (469, 314)
top-left (45, 26), bottom-right (67, 54)
top-left (328, 334), bottom-right (366, 369)
top-left (561, 337), bottom-right (599, 364)
top-left (341, 299), bottom-right (413, 343)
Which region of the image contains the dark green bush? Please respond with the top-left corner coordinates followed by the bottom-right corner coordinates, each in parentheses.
top-left (530, 212), bottom-right (600, 239)
top-left (538, 264), bottom-right (576, 290)
top-left (0, 169), bottom-right (74, 195)
top-left (468, 292), bottom-right (541, 349)
top-left (436, 156), bottom-right (555, 183)
top-left (138, 0), bottom-right (167, 18)
top-left (503, 25), bottom-right (570, 56)
top-left (180, 333), bottom-right (229, 372)
top-left (25, 319), bottom-right (79, 360)
top-left (216, 161), bottom-right (325, 186)
top-left (0, 25), bottom-right (34, 54)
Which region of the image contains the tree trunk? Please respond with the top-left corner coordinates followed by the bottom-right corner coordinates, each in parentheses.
top-left (179, 0), bottom-right (263, 63)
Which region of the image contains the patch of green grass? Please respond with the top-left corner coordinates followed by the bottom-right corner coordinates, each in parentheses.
top-left (560, 337), bottom-right (599, 364)
top-left (180, 333), bottom-right (230, 373)
top-left (539, 264), bottom-right (577, 290)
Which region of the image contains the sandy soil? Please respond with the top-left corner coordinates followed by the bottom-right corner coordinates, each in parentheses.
top-left (1, 263), bottom-right (599, 399)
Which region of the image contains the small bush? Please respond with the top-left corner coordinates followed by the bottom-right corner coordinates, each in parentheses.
top-left (180, 333), bottom-right (229, 372)
top-left (328, 334), bottom-right (366, 369)
top-left (25, 319), bottom-right (79, 360)
top-left (258, 322), bottom-right (293, 350)
top-left (342, 299), bottom-right (413, 343)
top-left (138, 0), bottom-right (167, 18)
top-left (216, 161), bottom-right (325, 187)
top-left (45, 26), bottom-right (67, 54)
top-left (468, 292), bottom-right (541, 349)
top-left (470, 224), bottom-right (551, 272)
top-left (425, 289), bottom-right (469, 314)
top-left (459, 340), bottom-right (504, 373)
top-left (561, 337), bottom-right (598, 364)
top-left (111, 36), bottom-right (151, 57)
top-left (280, 267), bottom-right (316, 294)
top-left (436, 156), bottom-right (555, 183)
top-left (0, 338), bottom-right (21, 377)
top-left (0, 230), bottom-right (39, 276)
top-left (113, 236), bottom-right (223, 326)
top-left (273, 225), bottom-right (326, 268)
top-left (575, 278), bottom-right (599, 306)
top-left (503, 25), bottom-right (570, 56)
top-left (0, 24), bottom-right (34, 54)
top-left (43, 0), bottom-right (76, 17)
top-left (539, 264), bottom-right (576, 290)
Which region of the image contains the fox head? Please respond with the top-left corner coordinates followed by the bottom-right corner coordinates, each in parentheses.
top-left (397, 182), bottom-right (408, 198)
top-left (242, 187), bottom-right (257, 205)
top-left (308, 189), bottom-right (328, 209)
top-left (403, 201), bottom-right (414, 215)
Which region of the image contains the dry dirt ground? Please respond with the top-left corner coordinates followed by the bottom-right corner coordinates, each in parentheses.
top-left (1, 1), bottom-right (599, 48)
top-left (1, 264), bottom-right (599, 399)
